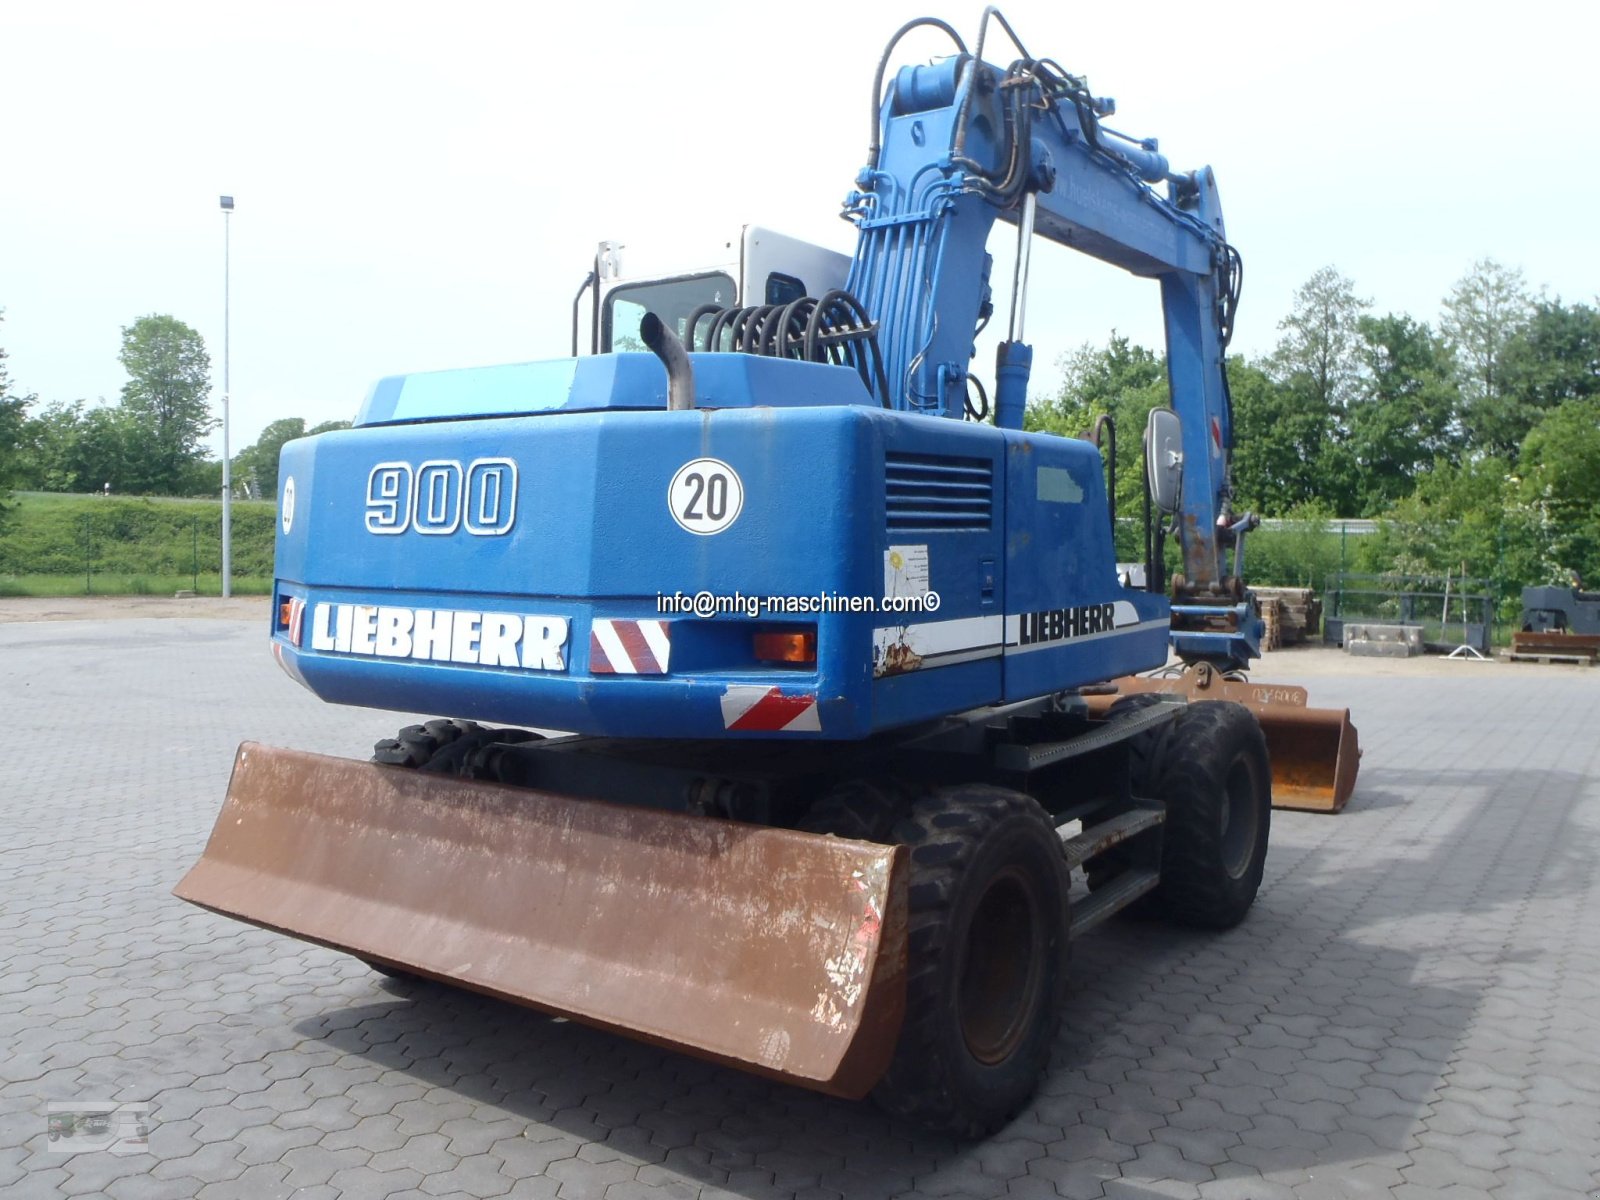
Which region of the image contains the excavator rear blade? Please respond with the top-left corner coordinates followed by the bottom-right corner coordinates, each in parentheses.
top-left (175, 743), bottom-right (908, 1097)
top-left (1088, 670), bottom-right (1361, 813)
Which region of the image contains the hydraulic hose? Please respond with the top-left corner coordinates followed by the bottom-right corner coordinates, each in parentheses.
top-left (867, 18), bottom-right (969, 169)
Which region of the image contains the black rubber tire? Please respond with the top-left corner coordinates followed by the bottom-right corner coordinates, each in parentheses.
top-left (1143, 700), bottom-right (1271, 929)
top-left (372, 719), bottom-right (541, 777)
top-left (371, 719), bottom-right (484, 768)
top-left (1105, 692), bottom-right (1173, 785)
top-left (872, 785), bottom-right (1070, 1137)
top-left (796, 779), bottom-right (904, 842)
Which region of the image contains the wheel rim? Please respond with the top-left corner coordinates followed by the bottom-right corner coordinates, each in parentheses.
top-left (1219, 758), bottom-right (1259, 879)
top-left (957, 865), bottom-right (1044, 1065)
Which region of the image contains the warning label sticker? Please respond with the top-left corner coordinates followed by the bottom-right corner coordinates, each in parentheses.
top-left (884, 544), bottom-right (930, 602)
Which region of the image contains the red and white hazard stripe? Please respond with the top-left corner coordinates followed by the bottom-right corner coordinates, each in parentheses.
top-left (720, 686), bottom-right (821, 733)
top-left (590, 618), bottom-right (672, 675)
top-left (286, 596), bottom-right (307, 647)
top-left (271, 639), bottom-right (308, 687)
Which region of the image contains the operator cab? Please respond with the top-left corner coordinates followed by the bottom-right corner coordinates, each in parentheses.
top-left (571, 226), bottom-right (851, 355)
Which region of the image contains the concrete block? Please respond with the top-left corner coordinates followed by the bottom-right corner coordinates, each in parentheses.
top-left (1344, 623), bottom-right (1423, 656)
top-left (1346, 639), bottom-right (1420, 658)
top-left (1344, 623), bottom-right (1424, 648)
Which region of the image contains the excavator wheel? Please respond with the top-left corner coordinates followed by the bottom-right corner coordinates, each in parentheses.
top-left (371, 719), bottom-right (486, 769)
top-left (796, 779), bottom-right (905, 842)
top-left (1142, 701), bottom-right (1271, 929)
top-left (872, 785), bottom-right (1069, 1137)
top-left (372, 719), bottom-right (543, 776)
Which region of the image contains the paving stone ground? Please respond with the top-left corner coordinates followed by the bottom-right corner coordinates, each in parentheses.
top-left (3, 614), bottom-right (1599, 1199)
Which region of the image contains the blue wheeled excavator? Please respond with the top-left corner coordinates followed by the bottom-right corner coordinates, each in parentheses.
top-left (177, 10), bottom-right (1358, 1135)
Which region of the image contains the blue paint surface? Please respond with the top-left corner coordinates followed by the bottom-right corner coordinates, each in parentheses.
top-left (275, 369), bottom-right (1167, 739)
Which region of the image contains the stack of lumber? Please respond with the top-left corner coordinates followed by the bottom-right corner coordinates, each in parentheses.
top-left (1260, 597), bottom-right (1284, 650)
top-left (1253, 587), bottom-right (1321, 644)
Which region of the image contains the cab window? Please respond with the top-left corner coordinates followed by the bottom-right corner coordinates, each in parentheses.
top-left (603, 273), bottom-right (736, 352)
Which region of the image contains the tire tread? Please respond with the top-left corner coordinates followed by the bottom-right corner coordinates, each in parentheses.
top-left (872, 785), bottom-right (1067, 1137)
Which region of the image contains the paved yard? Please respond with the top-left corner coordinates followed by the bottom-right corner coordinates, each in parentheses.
top-left (2, 613), bottom-right (1598, 1199)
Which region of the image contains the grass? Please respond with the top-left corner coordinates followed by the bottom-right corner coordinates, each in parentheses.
top-left (0, 573), bottom-right (273, 598)
top-left (0, 492), bottom-right (278, 596)
top-left (10, 490), bottom-right (257, 509)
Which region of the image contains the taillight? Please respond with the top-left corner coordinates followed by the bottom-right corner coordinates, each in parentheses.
top-left (753, 631), bottom-right (816, 665)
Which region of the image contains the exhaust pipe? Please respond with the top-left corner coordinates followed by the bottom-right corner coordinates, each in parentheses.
top-left (640, 312), bottom-right (696, 411)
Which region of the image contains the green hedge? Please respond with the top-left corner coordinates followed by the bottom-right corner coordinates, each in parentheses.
top-left (0, 492), bottom-right (276, 594)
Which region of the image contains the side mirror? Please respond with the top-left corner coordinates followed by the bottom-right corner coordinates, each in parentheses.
top-left (1145, 408), bottom-right (1183, 514)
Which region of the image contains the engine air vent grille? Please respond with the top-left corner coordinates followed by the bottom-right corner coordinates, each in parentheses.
top-left (885, 453), bottom-right (994, 531)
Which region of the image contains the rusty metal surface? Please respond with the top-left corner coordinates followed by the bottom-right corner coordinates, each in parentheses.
top-left (1512, 630), bottom-right (1600, 660)
top-left (1250, 702), bottom-right (1362, 814)
top-left (175, 743), bottom-right (907, 1098)
top-left (1086, 665), bottom-right (1362, 813)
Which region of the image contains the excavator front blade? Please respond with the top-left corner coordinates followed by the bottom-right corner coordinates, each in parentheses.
top-left (1088, 668), bottom-right (1361, 813)
top-left (175, 743), bottom-right (908, 1097)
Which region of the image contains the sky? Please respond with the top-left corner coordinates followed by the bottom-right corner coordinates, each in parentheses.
top-left (3, 0), bottom-right (1597, 457)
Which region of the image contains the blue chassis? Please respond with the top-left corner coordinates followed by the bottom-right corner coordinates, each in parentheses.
top-left (271, 354), bottom-right (1169, 741)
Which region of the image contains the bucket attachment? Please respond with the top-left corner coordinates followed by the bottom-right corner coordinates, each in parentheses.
top-left (1086, 664), bottom-right (1361, 813)
top-left (175, 743), bottom-right (908, 1097)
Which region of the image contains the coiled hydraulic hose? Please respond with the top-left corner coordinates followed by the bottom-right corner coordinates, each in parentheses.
top-left (685, 290), bottom-right (892, 408)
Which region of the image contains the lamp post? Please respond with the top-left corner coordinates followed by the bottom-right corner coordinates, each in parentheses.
top-left (219, 195), bottom-right (233, 598)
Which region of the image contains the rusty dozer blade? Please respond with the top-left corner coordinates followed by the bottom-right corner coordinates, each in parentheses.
top-left (1086, 664), bottom-right (1361, 813)
top-left (175, 743), bottom-right (908, 1097)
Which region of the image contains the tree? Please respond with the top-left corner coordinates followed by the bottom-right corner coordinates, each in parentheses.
top-left (16, 398), bottom-right (156, 494)
top-left (1366, 454), bottom-right (1544, 619)
top-left (0, 393), bottom-right (26, 516)
top-left (1028, 335), bottom-right (1168, 553)
top-left (1237, 267), bottom-right (1369, 516)
top-left (20, 399), bottom-right (88, 491)
top-left (74, 407), bottom-right (139, 494)
top-left (1345, 314), bottom-right (1462, 512)
top-left (1229, 356), bottom-right (1359, 516)
top-left (1440, 258), bottom-right (1531, 456)
top-left (1517, 398), bottom-right (1600, 586)
top-left (118, 314), bottom-right (216, 494)
top-left (1499, 298), bottom-right (1600, 413)
top-left (234, 417), bottom-right (306, 499)
top-left (1, 311), bottom-right (38, 509)
top-left (1269, 266), bottom-right (1369, 415)
top-left (234, 418), bottom-right (352, 498)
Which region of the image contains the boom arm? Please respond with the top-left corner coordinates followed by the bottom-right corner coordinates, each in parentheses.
top-left (842, 11), bottom-right (1257, 667)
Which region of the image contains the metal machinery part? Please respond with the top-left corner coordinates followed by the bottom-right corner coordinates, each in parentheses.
top-left (179, 9), bottom-right (1340, 1134)
top-left (1513, 585), bottom-right (1600, 660)
top-left (1082, 663), bottom-right (1362, 814)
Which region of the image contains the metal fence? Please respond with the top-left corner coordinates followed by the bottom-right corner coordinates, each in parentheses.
top-left (1324, 573), bottom-right (1496, 654)
top-left (0, 495), bottom-right (275, 597)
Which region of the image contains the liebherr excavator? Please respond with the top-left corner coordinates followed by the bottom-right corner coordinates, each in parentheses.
top-left (178, 10), bottom-right (1360, 1134)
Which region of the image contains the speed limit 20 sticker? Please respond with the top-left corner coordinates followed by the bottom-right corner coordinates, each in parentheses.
top-left (668, 458), bottom-right (744, 535)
